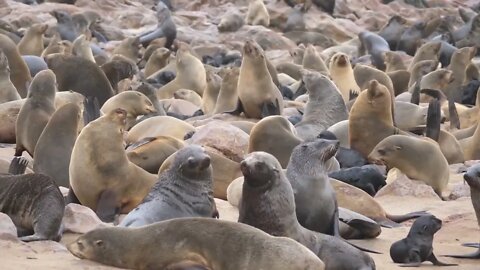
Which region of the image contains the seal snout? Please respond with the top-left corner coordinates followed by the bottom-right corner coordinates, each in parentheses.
top-left (337, 54), bottom-right (347, 66)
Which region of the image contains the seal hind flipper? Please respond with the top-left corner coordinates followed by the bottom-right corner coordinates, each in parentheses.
top-left (345, 241), bottom-right (382, 254)
top-left (125, 137), bottom-right (157, 151)
top-left (386, 211), bottom-right (429, 223)
top-left (426, 99), bottom-right (441, 141)
top-left (343, 219), bottom-right (382, 239)
top-left (377, 219), bottom-right (401, 228)
top-left (83, 96), bottom-right (101, 125)
top-left (443, 248), bottom-right (480, 259)
top-left (260, 99), bottom-right (281, 118)
top-left (8, 156), bottom-right (29, 175)
top-left (95, 189), bottom-right (120, 222)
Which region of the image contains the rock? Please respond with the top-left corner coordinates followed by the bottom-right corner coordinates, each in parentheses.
top-left (376, 169), bottom-right (439, 199)
top-left (449, 182), bottom-right (471, 200)
top-left (0, 213), bottom-right (16, 237)
top-left (215, 198), bottom-right (239, 222)
top-left (62, 204), bottom-right (110, 234)
top-left (226, 176), bottom-right (243, 207)
top-left (188, 121), bottom-right (249, 162)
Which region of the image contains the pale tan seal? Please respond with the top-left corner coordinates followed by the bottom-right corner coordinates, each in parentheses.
top-left (33, 103), bottom-right (82, 188)
top-left (173, 89), bottom-right (202, 107)
top-left (67, 218), bottom-right (325, 270)
top-left (368, 135), bottom-right (450, 199)
top-left (72, 34), bottom-right (95, 63)
top-left (156, 44), bottom-right (206, 99)
top-left (248, 115), bottom-right (301, 168)
top-left (0, 33), bottom-right (31, 97)
top-left (303, 44), bottom-right (329, 75)
top-left (100, 91), bottom-right (156, 130)
top-left (407, 41), bottom-right (441, 72)
top-left (112, 37), bottom-right (141, 62)
top-left (17, 23), bottom-right (48, 57)
top-left (329, 52), bottom-right (360, 102)
top-left (246, 0), bottom-right (270, 27)
top-left (15, 69), bottom-right (57, 157)
top-left (230, 40), bottom-right (283, 119)
top-left (201, 69), bottom-right (222, 115)
top-left (383, 51), bottom-right (407, 72)
top-left (213, 67), bottom-right (239, 114)
top-left (69, 108), bottom-right (157, 222)
top-left (0, 50), bottom-right (20, 103)
top-left (144, 47), bottom-right (171, 77)
top-left (408, 60), bottom-right (438, 89)
top-left (126, 115), bottom-right (195, 143)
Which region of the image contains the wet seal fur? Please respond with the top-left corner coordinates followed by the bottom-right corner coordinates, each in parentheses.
top-left (119, 145), bottom-right (217, 227)
top-left (68, 217), bottom-right (325, 269)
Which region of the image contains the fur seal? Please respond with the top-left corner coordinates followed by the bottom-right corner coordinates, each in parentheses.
top-left (200, 69), bottom-right (221, 115)
top-left (100, 55), bottom-right (138, 93)
top-left (445, 164), bottom-right (480, 259)
top-left (329, 165), bottom-right (386, 196)
top-left (112, 37), bottom-right (141, 62)
top-left (51, 10), bottom-right (80, 42)
top-left (368, 135), bottom-right (449, 199)
top-left (317, 130), bottom-right (368, 168)
top-left (0, 33), bottom-right (31, 97)
top-left (101, 91), bottom-right (155, 130)
top-left (213, 67), bottom-right (239, 114)
top-left (446, 47), bottom-right (476, 102)
top-left (358, 31), bottom-right (390, 71)
top-left (229, 40), bottom-right (283, 119)
top-left (238, 151), bottom-right (376, 269)
top-left (68, 217), bottom-right (325, 269)
top-left (312, 0), bottom-right (335, 14)
top-left (138, 1), bottom-right (177, 48)
top-left (218, 11), bottom-right (245, 32)
top-left (127, 115), bottom-right (195, 143)
top-left (174, 89), bottom-right (202, 107)
top-left (329, 52), bottom-right (360, 102)
top-left (286, 139), bottom-right (341, 236)
top-left (390, 215), bottom-right (457, 266)
top-left (248, 115), bottom-right (301, 168)
top-left (144, 47), bottom-right (171, 77)
top-left (119, 145), bottom-right (216, 227)
top-left (22, 55), bottom-right (48, 77)
top-left (72, 34), bottom-right (95, 63)
top-left (408, 60), bottom-right (438, 89)
top-left (33, 103), bottom-right (82, 188)
top-left (284, 3), bottom-right (307, 32)
top-left (378, 15), bottom-right (407, 51)
top-left (349, 80), bottom-right (399, 158)
top-left (246, 0), bottom-right (270, 27)
top-left (383, 51), bottom-right (407, 72)
top-left (302, 44), bottom-right (329, 75)
top-left (69, 108), bottom-right (157, 222)
top-left (0, 157), bottom-right (64, 242)
top-left (15, 69), bottom-right (57, 157)
top-left (295, 70), bottom-right (348, 140)
top-left (407, 41), bottom-right (441, 71)
top-left (45, 54), bottom-right (114, 106)
top-left (0, 50), bottom-right (20, 103)
top-left (388, 70), bottom-right (410, 96)
top-left (156, 44), bottom-right (206, 99)
top-left (17, 23), bottom-right (47, 56)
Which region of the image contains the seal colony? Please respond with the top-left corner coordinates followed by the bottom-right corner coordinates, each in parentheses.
top-left (0, 0), bottom-right (480, 269)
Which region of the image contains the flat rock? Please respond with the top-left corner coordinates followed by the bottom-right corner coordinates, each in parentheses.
top-left (376, 169), bottom-right (439, 199)
top-left (62, 204), bottom-right (110, 234)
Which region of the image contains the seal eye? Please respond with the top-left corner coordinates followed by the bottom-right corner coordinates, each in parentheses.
top-left (377, 149), bottom-right (386, 155)
top-left (95, 240), bottom-right (104, 248)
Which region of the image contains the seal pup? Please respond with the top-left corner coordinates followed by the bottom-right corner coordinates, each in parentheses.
top-left (0, 33), bottom-right (31, 97)
top-left (17, 23), bottom-right (47, 56)
top-left (329, 52), bottom-right (360, 102)
top-left (0, 157), bottom-right (64, 242)
top-left (101, 91), bottom-right (155, 130)
top-left (368, 135), bottom-right (450, 199)
top-left (317, 130), bottom-right (368, 168)
top-left (445, 164), bottom-right (480, 259)
top-left (228, 40), bottom-right (283, 119)
top-left (329, 165), bottom-right (386, 196)
top-left (239, 151), bottom-right (376, 270)
top-left (295, 70), bottom-right (348, 140)
top-left (69, 108), bottom-right (157, 222)
top-left (138, 1), bottom-right (177, 48)
top-left (45, 54), bottom-right (114, 106)
top-left (358, 31), bottom-right (390, 71)
top-left (119, 145), bottom-right (216, 227)
top-left (390, 215), bottom-right (457, 267)
top-left (246, 0), bottom-right (270, 27)
top-left (33, 103), bottom-right (82, 188)
top-left (248, 115), bottom-right (301, 168)
top-left (0, 50), bottom-right (20, 103)
top-left (68, 217), bottom-right (325, 270)
top-left (218, 11), bottom-right (245, 32)
top-left (15, 69), bottom-right (57, 157)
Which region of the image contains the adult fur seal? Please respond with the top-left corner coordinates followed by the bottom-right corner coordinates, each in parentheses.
top-left (68, 217), bottom-right (325, 270)
top-left (378, 15), bottom-right (407, 50)
top-left (368, 135), bottom-right (450, 199)
top-left (69, 108), bottom-right (157, 222)
top-left (15, 69), bottom-right (57, 157)
top-left (138, 1), bottom-right (177, 48)
top-left (101, 91), bottom-right (155, 130)
top-left (248, 115), bottom-right (301, 168)
top-left (33, 103), bottom-right (82, 188)
top-left (0, 50), bottom-right (20, 103)
top-left (246, 0), bottom-right (270, 27)
top-left (17, 23), bottom-right (47, 56)
top-left (445, 164), bottom-right (480, 259)
top-left (0, 33), bottom-right (31, 97)
top-left (45, 54), bottom-right (114, 106)
top-left (295, 70), bottom-right (348, 140)
top-left (228, 40), bottom-right (283, 119)
top-left (0, 157), bottom-right (64, 242)
top-left (239, 151), bottom-right (376, 270)
top-left (119, 145), bottom-right (216, 227)
top-left (358, 31), bottom-right (390, 71)
top-left (390, 215), bottom-right (457, 266)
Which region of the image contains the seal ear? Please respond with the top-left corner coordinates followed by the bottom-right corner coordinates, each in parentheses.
top-left (95, 240), bottom-right (104, 247)
top-left (422, 224), bottom-right (428, 231)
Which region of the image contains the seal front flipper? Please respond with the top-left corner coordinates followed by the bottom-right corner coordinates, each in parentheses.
top-left (260, 99), bottom-right (281, 118)
top-left (96, 189), bottom-right (120, 222)
top-left (428, 253), bottom-right (458, 266)
top-left (83, 96), bottom-right (101, 125)
top-left (65, 188), bottom-right (81, 205)
top-left (426, 99), bottom-right (441, 141)
top-left (8, 156), bottom-right (29, 175)
top-left (224, 99), bottom-right (244, 116)
top-left (448, 97), bottom-right (460, 130)
top-left (163, 260), bottom-right (211, 270)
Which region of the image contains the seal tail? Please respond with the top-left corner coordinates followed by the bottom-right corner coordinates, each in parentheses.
top-left (83, 96), bottom-right (101, 125)
top-left (386, 211), bottom-right (429, 223)
top-left (8, 156), bottom-right (28, 175)
top-left (426, 99), bottom-right (441, 141)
